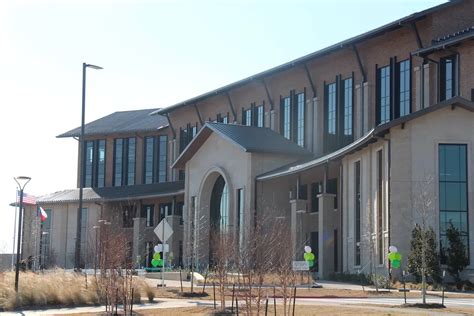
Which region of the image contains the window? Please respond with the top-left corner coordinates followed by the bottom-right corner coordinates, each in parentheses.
top-left (296, 93), bottom-right (305, 147)
top-left (85, 141), bottom-right (94, 187)
top-left (377, 150), bottom-right (384, 264)
top-left (80, 208), bottom-right (88, 266)
top-left (440, 55), bottom-right (457, 101)
top-left (237, 188), bottom-right (244, 248)
top-left (159, 203), bottom-right (171, 222)
top-left (142, 205), bottom-right (154, 227)
top-left (439, 144), bottom-right (469, 262)
top-left (377, 65), bottom-right (391, 125)
top-left (220, 183), bottom-right (229, 232)
top-left (398, 59), bottom-right (411, 117)
top-left (127, 138), bottom-right (136, 185)
top-left (180, 123), bottom-right (198, 153)
top-left (256, 105), bottom-right (264, 128)
top-left (354, 161), bottom-right (361, 266)
top-left (114, 137), bottom-right (136, 186)
top-left (83, 139), bottom-right (106, 188)
top-left (144, 135), bottom-right (168, 184)
top-left (144, 137), bottom-right (154, 184)
top-left (242, 107), bottom-right (253, 126)
top-left (222, 115), bottom-right (229, 124)
top-left (326, 83), bottom-right (337, 135)
top-left (122, 206), bottom-right (136, 228)
top-left (298, 184), bottom-right (308, 200)
top-left (327, 178), bottom-right (338, 209)
top-left (40, 208), bottom-right (52, 267)
top-left (176, 202), bottom-right (184, 225)
top-left (145, 241), bottom-right (153, 267)
top-left (343, 78), bottom-right (353, 136)
top-left (311, 182), bottom-right (322, 213)
top-left (282, 96), bottom-right (291, 139)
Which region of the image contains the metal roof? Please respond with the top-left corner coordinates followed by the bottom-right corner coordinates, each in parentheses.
top-left (37, 181), bottom-right (184, 204)
top-left (412, 25), bottom-right (474, 56)
top-left (172, 122), bottom-right (312, 168)
top-left (152, 0), bottom-right (460, 116)
top-left (257, 96), bottom-right (474, 181)
top-left (57, 108), bottom-right (168, 138)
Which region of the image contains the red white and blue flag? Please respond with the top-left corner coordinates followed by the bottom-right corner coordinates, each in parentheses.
top-left (38, 206), bottom-right (48, 222)
top-left (16, 190), bottom-right (36, 205)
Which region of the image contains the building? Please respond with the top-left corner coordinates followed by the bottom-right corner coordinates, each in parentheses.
top-left (23, 0), bottom-right (474, 280)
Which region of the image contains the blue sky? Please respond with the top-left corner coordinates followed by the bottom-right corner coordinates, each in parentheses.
top-left (0, 0), bottom-right (446, 254)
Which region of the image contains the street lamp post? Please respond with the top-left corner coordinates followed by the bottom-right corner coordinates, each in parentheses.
top-left (75, 63), bottom-right (103, 270)
top-left (13, 176), bottom-right (31, 292)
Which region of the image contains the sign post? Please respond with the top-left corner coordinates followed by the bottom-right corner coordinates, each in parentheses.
top-left (154, 219), bottom-right (173, 287)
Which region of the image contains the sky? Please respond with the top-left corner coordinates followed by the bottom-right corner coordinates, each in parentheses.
top-left (0, 0), bottom-right (447, 254)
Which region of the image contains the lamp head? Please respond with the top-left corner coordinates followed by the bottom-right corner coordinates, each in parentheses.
top-left (85, 63), bottom-right (103, 70)
top-left (14, 176), bottom-right (31, 189)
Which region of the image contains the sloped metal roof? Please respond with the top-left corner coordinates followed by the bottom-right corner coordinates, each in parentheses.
top-left (172, 123), bottom-right (312, 168)
top-left (152, 0), bottom-right (461, 116)
top-left (37, 181), bottom-right (184, 204)
top-left (57, 109), bottom-right (168, 138)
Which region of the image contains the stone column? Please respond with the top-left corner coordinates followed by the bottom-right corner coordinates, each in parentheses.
top-left (317, 193), bottom-right (336, 279)
top-left (290, 199), bottom-right (307, 260)
top-left (133, 217), bottom-right (146, 268)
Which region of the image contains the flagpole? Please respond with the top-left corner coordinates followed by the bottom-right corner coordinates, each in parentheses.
top-left (11, 189), bottom-right (18, 270)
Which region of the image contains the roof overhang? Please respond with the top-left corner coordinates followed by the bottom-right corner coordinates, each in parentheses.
top-left (257, 96), bottom-right (474, 181)
top-left (411, 28), bottom-right (474, 56)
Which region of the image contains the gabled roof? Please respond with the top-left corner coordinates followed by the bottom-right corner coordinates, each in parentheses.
top-left (257, 96), bottom-right (474, 181)
top-left (152, 0), bottom-right (461, 116)
top-left (57, 109), bottom-right (168, 138)
top-left (412, 25), bottom-right (474, 56)
top-left (172, 122), bottom-right (312, 169)
top-left (37, 181), bottom-right (184, 204)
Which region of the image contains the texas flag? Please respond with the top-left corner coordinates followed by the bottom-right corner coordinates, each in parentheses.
top-left (38, 206), bottom-right (48, 222)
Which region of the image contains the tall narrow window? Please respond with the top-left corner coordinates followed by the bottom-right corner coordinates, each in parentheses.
top-left (142, 205), bottom-right (154, 227)
top-left (97, 140), bottom-right (106, 188)
top-left (377, 150), bottom-right (384, 264)
top-left (327, 83), bottom-right (337, 135)
top-left (439, 144), bottom-right (469, 263)
top-left (114, 139), bottom-right (123, 187)
top-left (398, 59), bottom-right (411, 117)
top-left (237, 188), bottom-right (244, 248)
top-left (80, 207), bottom-right (88, 265)
top-left (343, 78), bottom-right (353, 137)
top-left (256, 105), bottom-right (264, 128)
top-left (311, 182), bottom-right (321, 213)
top-left (327, 178), bottom-right (338, 209)
top-left (40, 209), bottom-right (52, 267)
top-left (440, 56), bottom-right (456, 101)
top-left (145, 241), bottom-right (153, 267)
top-left (127, 138), bottom-right (136, 185)
top-left (282, 96), bottom-right (291, 139)
top-left (222, 115), bottom-right (229, 124)
top-left (378, 66), bottom-right (391, 124)
top-left (354, 161), bottom-right (361, 266)
top-left (85, 141), bottom-right (94, 187)
top-left (158, 136), bottom-right (168, 182)
top-left (296, 93), bottom-right (305, 147)
top-left (144, 137), bottom-right (154, 184)
top-left (114, 138), bottom-right (136, 186)
top-left (122, 206), bottom-right (136, 228)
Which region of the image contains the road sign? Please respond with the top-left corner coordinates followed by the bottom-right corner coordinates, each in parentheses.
top-left (292, 261), bottom-right (309, 271)
top-left (154, 219), bottom-right (173, 242)
top-left (154, 243), bottom-right (169, 253)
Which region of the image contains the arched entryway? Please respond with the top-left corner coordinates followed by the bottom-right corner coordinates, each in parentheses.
top-left (209, 175), bottom-right (229, 264)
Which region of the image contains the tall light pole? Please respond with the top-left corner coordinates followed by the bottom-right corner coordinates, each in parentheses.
top-left (13, 176), bottom-right (31, 292)
top-left (75, 63), bottom-right (103, 270)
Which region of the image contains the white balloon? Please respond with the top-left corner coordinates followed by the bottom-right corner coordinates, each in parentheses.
top-left (389, 245), bottom-right (398, 253)
top-left (304, 246), bottom-right (312, 253)
top-left (154, 246), bottom-right (160, 253)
